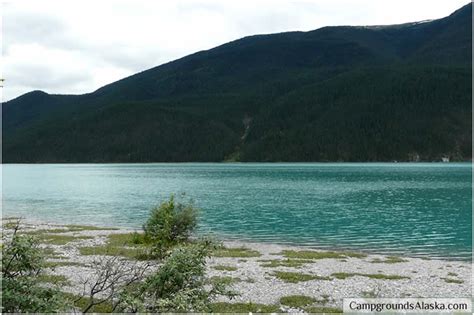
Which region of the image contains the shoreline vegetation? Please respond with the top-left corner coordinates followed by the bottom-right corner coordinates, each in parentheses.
top-left (2, 208), bottom-right (470, 314)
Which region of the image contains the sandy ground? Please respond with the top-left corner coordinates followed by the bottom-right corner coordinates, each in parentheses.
top-left (2, 217), bottom-right (471, 312)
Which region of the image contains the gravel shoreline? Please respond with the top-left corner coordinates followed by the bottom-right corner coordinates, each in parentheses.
top-left (2, 217), bottom-right (471, 312)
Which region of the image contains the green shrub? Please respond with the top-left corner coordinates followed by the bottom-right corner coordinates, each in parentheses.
top-left (117, 240), bottom-right (236, 312)
top-left (1, 226), bottom-right (68, 313)
top-left (131, 231), bottom-right (146, 244)
top-left (143, 195), bottom-right (198, 257)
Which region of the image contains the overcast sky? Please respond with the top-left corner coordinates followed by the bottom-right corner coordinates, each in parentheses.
top-left (1, 0), bottom-right (469, 101)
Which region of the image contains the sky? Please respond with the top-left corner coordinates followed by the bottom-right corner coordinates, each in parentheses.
top-left (1, 0), bottom-right (469, 101)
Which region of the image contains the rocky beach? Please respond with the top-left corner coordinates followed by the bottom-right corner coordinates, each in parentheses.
top-left (2, 217), bottom-right (470, 313)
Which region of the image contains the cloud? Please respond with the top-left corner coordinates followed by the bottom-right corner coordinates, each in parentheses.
top-left (1, 0), bottom-right (469, 101)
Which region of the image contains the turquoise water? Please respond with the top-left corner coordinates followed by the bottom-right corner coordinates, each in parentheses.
top-left (2, 163), bottom-right (471, 260)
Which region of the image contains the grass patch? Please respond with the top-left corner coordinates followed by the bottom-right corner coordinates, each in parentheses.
top-left (213, 265), bottom-right (238, 271)
top-left (210, 302), bottom-right (280, 313)
top-left (24, 225), bottom-right (119, 236)
top-left (273, 271), bottom-right (331, 283)
top-left (305, 306), bottom-right (343, 313)
top-left (280, 250), bottom-right (366, 260)
top-left (25, 228), bottom-right (73, 234)
top-left (280, 295), bottom-right (316, 308)
top-left (63, 224), bottom-right (119, 231)
top-left (44, 261), bottom-right (88, 268)
top-left (213, 247), bottom-right (261, 258)
top-left (41, 247), bottom-right (67, 259)
top-left (371, 256), bottom-right (408, 264)
top-left (315, 294), bottom-right (331, 304)
top-left (63, 293), bottom-right (113, 313)
top-left (79, 232), bottom-right (149, 259)
top-left (37, 274), bottom-right (70, 285)
top-left (78, 245), bottom-right (146, 259)
top-left (331, 272), bottom-right (409, 280)
top-left (447, 272), bottom-right (458, 277)
top-left (35, 234), bottom-right (93, 245)
top-left (442, 278), bottom-right (463, 284)
top-left (361, 290), bottom-right (378, 298)
top-left (107, 232), bottom-right (147, 246)
top-left (21, 229), bottom-right (94, 245)
top-left (360, 274), bottom-right (410, 280)
top-left (210, 276), bottom-right (241, 285)
top-left (42, 229), bottom-right (76, 234)
top-left (2, 221), bottom-right (20, 229)
top-left (259, 258), bottom-right (314, 268)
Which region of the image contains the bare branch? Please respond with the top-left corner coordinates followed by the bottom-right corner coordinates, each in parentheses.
top-left (79, 256), bottom-right (151, 313)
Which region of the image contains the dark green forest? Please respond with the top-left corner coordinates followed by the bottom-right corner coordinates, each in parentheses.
top-left (2, 4), bottom-right (471, 162)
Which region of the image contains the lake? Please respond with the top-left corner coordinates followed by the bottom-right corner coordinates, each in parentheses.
top-left (2, 163), bottom-right (471, 260)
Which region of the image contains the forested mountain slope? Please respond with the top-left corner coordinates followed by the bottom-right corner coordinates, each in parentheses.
top-left (3, 3), bottom-right (471, 162)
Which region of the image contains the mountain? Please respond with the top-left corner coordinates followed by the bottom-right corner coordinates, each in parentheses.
top-left (2, 4), bottom-right (471, 162)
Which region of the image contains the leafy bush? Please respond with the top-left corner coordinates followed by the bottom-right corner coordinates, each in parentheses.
top-left (1, 224), bottom-right (68, 313)
top-left (143, 195), bottom-right (198, 257)
top-left (117, 239), bottom-right (236, 312)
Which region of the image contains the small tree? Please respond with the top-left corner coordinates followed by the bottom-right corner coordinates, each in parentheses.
top-left (1, 221), bottom-right (68, 313)
top-left (143, 195), bottom-right (198, 257)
